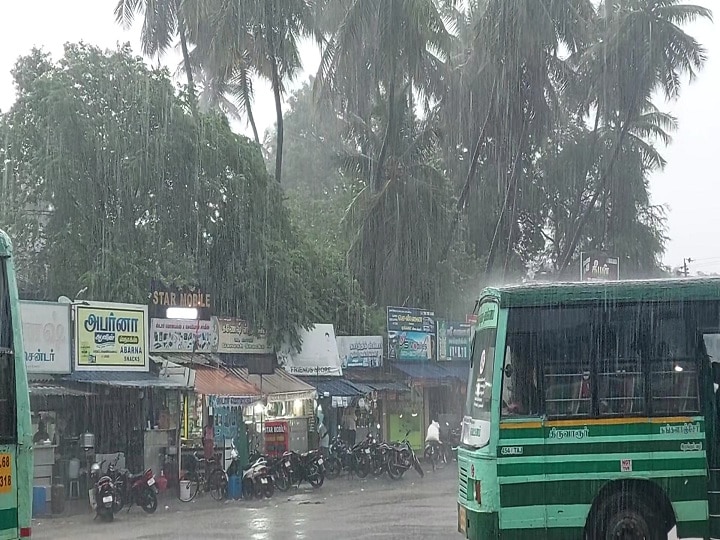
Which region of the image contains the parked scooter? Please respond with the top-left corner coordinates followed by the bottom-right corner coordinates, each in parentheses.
top-left (241, 456), bottom-right (274, 499)
top-left (89, 461), bottom-right (116, 522)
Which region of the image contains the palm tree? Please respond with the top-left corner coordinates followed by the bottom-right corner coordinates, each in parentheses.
top-left (114, 0), bottom-right (198, 117)
top-left (556, 0), bottom-right (712, 273)
top-left (316, 0), bottom-right (452, 193)
top-left (186, 0), bottom-right (317, 183)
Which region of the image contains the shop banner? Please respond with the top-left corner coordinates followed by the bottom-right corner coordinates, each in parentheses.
top-left (20, 301), bottom-right (72, 374)
top-left (580, 252), bottom-right (620, 281)
top-left (387, 307), bottom-right (435, 361)
top-left (278, 324), bottom-right (342, 376)
top-left (336, 336), bottom-right (383, 368)
top-left (437, 321), bottom-right (472, 362)
top-left (210, 317), bottom-right (272, 354)
top-left (75, 303), bottom-right (149, 371)
top-left (150, 318), bottom-right (211, 353)
top-left (148, 281), bottom-right (213, 319)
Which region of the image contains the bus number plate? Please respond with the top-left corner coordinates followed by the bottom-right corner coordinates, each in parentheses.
top-left (0, 453), bottom-right (12, 494)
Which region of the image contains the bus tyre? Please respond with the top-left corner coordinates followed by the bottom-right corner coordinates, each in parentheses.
top-left (594, 492), bottom-right (662, 540)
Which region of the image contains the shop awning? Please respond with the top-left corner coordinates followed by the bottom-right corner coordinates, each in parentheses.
top-left (393, 362), bottom-right (467, 386)
top-left (364, 381), bottom-right (410, 392)
top-left (64, 370), bottom-right (194, 389)
top-left (301, 376), bottom-right (365, 398)
top-left (28, 383), bottom-right (94, 397)
top-left (150, 353), bottom-right (219, 366)
top-left (193, 366), bottom-right (260, 398)
top-left (225, 367), bottom-right (316, 402)
top-left (343, 368), bottom-right (410, 393)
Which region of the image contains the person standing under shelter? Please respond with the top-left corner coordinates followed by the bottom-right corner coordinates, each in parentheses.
top-left (318, 419), bottom-right (329, 458)
top-left (203, 416), bottom-right (215, 475)
top-left (343, 408), bottom-right (357, 446)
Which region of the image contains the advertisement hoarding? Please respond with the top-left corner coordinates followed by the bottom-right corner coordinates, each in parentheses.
top-left (20, 301), bottom-right (72, 374)
top-left (150, 318), bottom-right (211, 353)
top-left (386, 307), bottom-right (436, 361)
top-left (210, 317), bottom-right (272, 354)
top-left (336, 336), bottom-right (383, 368)
top-left (580, 253), bottom-right (620, 282)
top-left (437, 321), bottom-right (472, 362)
top-left (75, 302), bottom-right (149, 371)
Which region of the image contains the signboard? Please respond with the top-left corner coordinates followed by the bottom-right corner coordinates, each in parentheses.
top-left (210, 317), bottom-right (272, 354)
top-left (437, 321), bottom-right (472, 362)
top-left (150, 318), bottom-right (211, 353)
top-left (580, 253), bottom-right (620, 282)
top-left (387, 307), bottom-right (436, 361)
top-left (148, 281), bottom-right (212, 319)
top-left (336, 336), bottom-right (383, 368)
top-left (19, 301), bottom-right (71, 374)
top-left (278, 324), bottom-right (342, 376)
top-left (264, 420), bottom-right (289, 457)
top-left (75, 302), bottom-right (149, 371)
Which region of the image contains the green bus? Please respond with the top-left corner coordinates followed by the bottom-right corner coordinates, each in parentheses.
top-left (458, 278), bottom-right (720, 539)
top-left (0, 230), bottom-right (33, 539)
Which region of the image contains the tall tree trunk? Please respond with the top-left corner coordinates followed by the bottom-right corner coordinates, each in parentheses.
top-left (246, 101), bottom-right (260, 145)
top-left (270, 61), bottom-right (284, 183)
top-left (373, 79), bottom-right (396, 193)
top-left (177, 13), bottom-right (198, 122)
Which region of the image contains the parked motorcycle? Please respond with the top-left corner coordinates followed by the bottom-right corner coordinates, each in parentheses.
top-left (387, 430), bottom-right (424, 480)
top-left (325, 436), bottom-right (364, 479)
top-left (280, 449), bottom-right (325, 488)
top-left (89, 461), bottom-right (116, 522)
top-left (107, 456), bottom-right (158, 514)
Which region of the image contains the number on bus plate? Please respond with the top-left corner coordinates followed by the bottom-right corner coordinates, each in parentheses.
top-left (102, 496), bottom-right (113, 503)
top-left (260, 478), bottom-right (268, 484)
top-left (0, 453), bottom-right (12, 494)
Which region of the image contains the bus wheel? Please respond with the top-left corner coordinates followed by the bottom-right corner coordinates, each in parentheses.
top-left (595, 492), bottom-right (661, 540)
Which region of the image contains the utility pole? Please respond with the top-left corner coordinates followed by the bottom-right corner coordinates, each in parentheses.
top-left (680, 257), bottom-right (693, 277)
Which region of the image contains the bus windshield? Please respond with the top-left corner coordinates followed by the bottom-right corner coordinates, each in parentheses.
top-left (467, 326), bottom-right (496, 421)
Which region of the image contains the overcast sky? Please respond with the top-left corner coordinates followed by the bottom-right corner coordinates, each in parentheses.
top-left (1, 0), bottom-right (717, 274)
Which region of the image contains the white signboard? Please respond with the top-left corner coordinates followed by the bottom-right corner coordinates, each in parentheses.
top-left (211, 317), bottom-right (272, 354)
top-left (150, 318), bottom-right (212, 353)
top-left (20, 301), bottom-right (72, 374)
top-left (336, 336), bottom-right (383, 368)
top-left (278, 324), bottom-right (342, 376)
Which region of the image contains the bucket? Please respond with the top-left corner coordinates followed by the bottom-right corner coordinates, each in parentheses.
top-left (32, 486), bottom-right (47, 517)
top-left (227, 475), bottom-right (241, 500)
top-left (179, 480), bottom-right (192, 500)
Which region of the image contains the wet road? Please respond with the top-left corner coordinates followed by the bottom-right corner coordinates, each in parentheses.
top-left (32, 466), bottom-right (457, 540)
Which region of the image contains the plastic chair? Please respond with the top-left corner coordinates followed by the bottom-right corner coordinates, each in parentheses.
top-left (68, 458), bottom-right (80, 499)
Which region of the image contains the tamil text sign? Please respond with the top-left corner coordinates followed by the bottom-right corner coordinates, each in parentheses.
top-left (150, 318), bottom-right (211, 353)
top-left (336, 336), bottom-right (383, 368)
top-left (211, 317), bottom-right (271, 354)
top-left (437, 321), bottom-right (472, 362)
top-left (75, 303), bottom-right (148, 371)
top-left (580, 253), bottom-right (620, 282)
top-left (20, 301), bottom-right (72, 374)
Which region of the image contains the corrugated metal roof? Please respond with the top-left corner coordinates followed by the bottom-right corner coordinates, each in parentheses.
top-left (64, 370), bottom-right (193, 389)
top-left (365, 381), bottom-right (409, 392)
top-left (300, 377), bottom-right (365, 398)
top-left (193, 366), bottom-right (260, 397)
top-left (29, 383), bottom-right (93, 397)
top-left (225, 368), bottom-right (316, 402)
top-left (393, 362), bottom-right (466, 384)
top-left (150, 353), bottom-right (218, 366)
top-left (343, 368), bottom-right (410, 393)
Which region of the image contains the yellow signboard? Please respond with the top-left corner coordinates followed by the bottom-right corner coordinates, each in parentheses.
top-left (75, 303), bottom-right (148, 371)
top-left (0, 453), bottom-right (12, 494)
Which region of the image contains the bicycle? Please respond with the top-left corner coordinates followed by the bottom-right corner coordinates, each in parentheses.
top-left (178, 452), bottom-right (228, 502)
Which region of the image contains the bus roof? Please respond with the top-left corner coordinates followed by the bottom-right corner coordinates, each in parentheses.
top-left (0, 229), bottom-right (12, 257)
top-left (480, 277), bottom-right (720, 308)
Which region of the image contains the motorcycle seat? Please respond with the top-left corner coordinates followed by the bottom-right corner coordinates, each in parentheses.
top-left (127, 472), bottom-right (145, 482)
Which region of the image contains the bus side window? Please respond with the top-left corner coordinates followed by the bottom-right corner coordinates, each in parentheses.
top-left (0, 258), bottom-right (16, 443)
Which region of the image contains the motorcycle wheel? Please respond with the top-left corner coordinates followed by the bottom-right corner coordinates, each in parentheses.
top-left (325, 456), bottom-right (342, 480)
top-left (353, 457), bottom-right (369, 478)
top-left (254, 482), bottom-right (265, 499)
top-left (141, 487), bottom-right (158, 514)
top-left (371, 458), bottom-right (385, 477)
top-left (308, 467), bottom-right (324, 488)
top-left (413, 455), bottom-right (425, 478)
top-left (263, 480), bottom-right (275, 498)
top-left (274, 469), bottom-right (290, 492)
top-left (386, 456), bottom-right (404, 480)
top-left (242, 478), bottom-right (254, 500)
top-left (112, 491), bottom-right (124, 514)
top-left (100, 507), bottom-right (114, 522)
